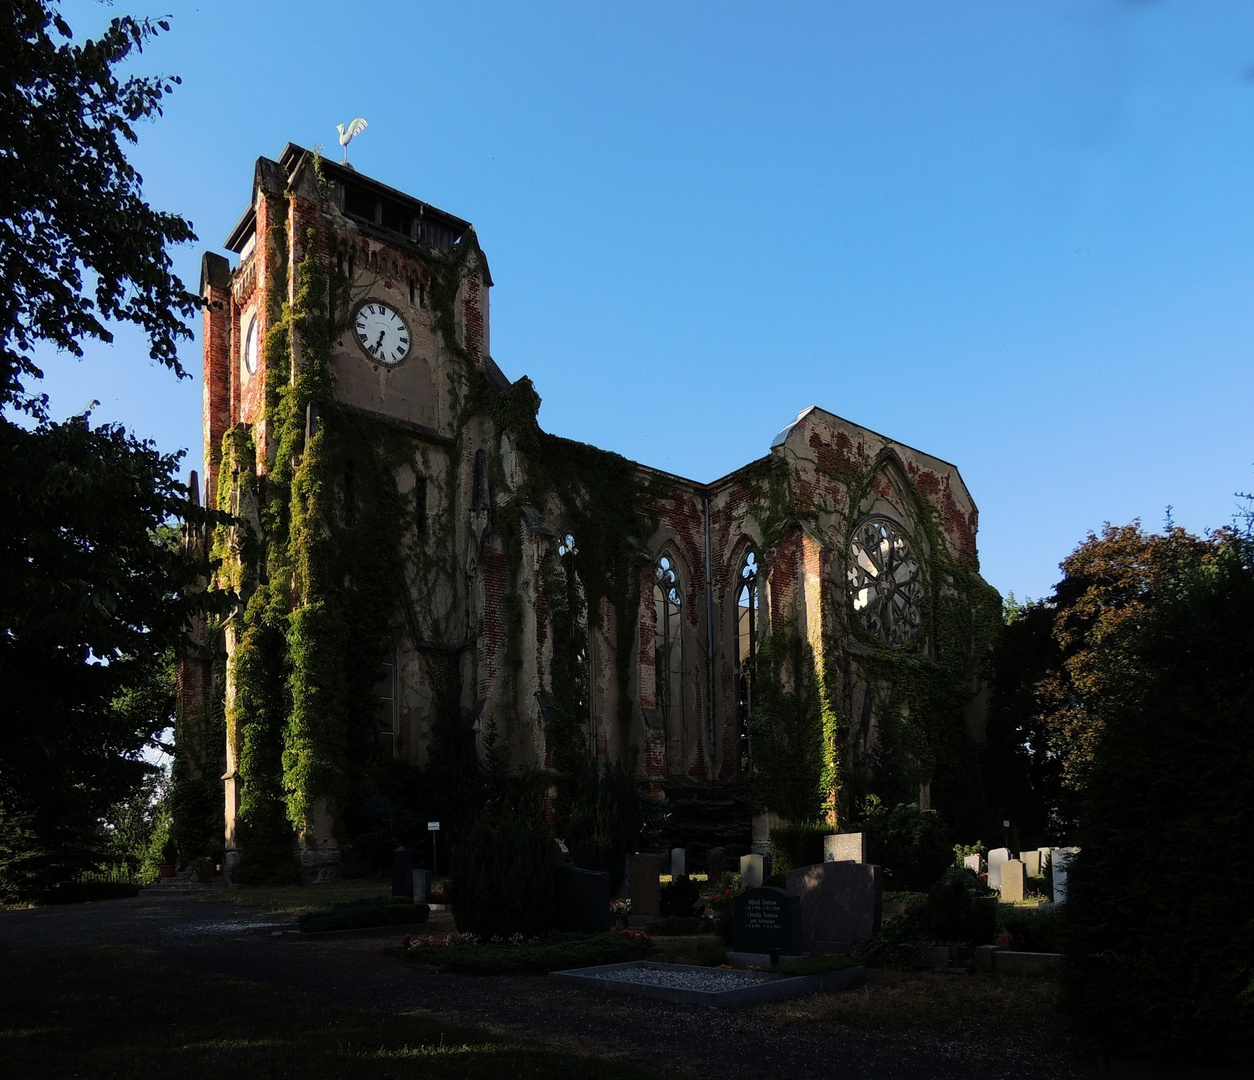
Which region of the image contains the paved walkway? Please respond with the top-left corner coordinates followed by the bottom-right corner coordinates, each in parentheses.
top-left (0, 893), bottom-right (1092, 1080)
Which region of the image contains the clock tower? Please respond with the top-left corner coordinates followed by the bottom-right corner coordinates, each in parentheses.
top-left (194, 145), bottom-right (500, 878)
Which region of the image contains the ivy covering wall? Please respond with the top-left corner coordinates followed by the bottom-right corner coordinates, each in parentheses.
top-left (745, 445), bottom-right (1001, 837)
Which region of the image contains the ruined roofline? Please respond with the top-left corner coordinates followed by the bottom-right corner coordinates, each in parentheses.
top-left (222, 144), bottom-right (478, 264)
top-left (771, 405), bottom-right (973, 498)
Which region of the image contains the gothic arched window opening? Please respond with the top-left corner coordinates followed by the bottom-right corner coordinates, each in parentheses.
top-left (556, 534), bottom-right (590, 740)
top-left (654, 554), bottom-right (684, 744)
top-left (736, 550), bottom-right (759, 769)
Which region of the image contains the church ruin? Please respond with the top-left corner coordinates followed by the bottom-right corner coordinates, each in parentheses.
top-left (177, 145), bottom-right (999, 876)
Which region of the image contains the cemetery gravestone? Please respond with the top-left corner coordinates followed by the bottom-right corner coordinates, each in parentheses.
top-left (823, 832), bottom-right (866, 863)
top-left (671, 847), bottom-right (687, 878)
top-left (785, 862), bottom-right (883, 952)
top-left (987, 847), bottom-right (1010, 892)
top-left (391, 846), bottom-right (414, 899)
top-left (629, 853), bottom-right (661, 917)
top-left (739, 853), bottom-right (765, 890)
top-left (556, 866), bottom-right (611, 932)
top-left (732, 887), bottom-right (800, 955)
top-left (412, 868), bottom-right (431, 902)
top-left (1051, 846), bottom-right (1079, 904)
top-left (1019, 850), bottom-right (1041, 877)
top-left (963, 853), bottom-right (982, 875)
top-left (707, 847), bottom-right (727, 882)
top-left (1001, 859), bottom-right (1027, 902)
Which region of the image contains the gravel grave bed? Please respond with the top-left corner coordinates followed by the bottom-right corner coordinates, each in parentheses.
top-left (597, 964), bottom-right (776, 991)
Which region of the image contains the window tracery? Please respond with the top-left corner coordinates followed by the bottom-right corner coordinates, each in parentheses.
top-left (653, 554), bottom-right (684, 740)
top-left (736, 550), bottom-right (759, 768)
top-left (848, 516), bottom-right (923, 646)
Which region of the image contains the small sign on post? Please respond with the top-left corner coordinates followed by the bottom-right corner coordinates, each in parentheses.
top-left (428, 821), bottom-right (440, 881)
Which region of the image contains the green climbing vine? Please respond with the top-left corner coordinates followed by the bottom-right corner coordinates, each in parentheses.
top-left (743, 437), bottom-right (1000, 834)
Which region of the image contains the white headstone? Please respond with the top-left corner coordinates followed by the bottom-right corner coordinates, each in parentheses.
top-left (1001, 859), bottom-right (1027, 902)
top-left (1050, 846), bottom-right (1079, 904)
top-left (739, 853), bottom-right (764, 891)
top-left (987, 847), bottom-right (1010, 892)
top-left (670, 847), bottom-right (687, 878)
top-left (963, 853), bottom-right (982, 874)
top-left (823, 832), bottom-right (865, 863)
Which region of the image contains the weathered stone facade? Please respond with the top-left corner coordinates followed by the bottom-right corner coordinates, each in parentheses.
top-left (181, 145), bottom-right (997, 872)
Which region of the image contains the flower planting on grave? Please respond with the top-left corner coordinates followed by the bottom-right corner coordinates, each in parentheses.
top-left (400, 928), bottom-right (651, 973)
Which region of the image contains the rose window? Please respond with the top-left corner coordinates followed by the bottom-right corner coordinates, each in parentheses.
top-left (848, 517), bottom-right (923, 646)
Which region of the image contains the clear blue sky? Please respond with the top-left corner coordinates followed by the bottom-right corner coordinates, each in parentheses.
top-left (35, 0), bottom-right (1254, 602)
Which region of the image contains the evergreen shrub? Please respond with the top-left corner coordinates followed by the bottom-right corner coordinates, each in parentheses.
top-left (920, 866), bottom-right (996, 946)
top-left (450, 808), bottom-right (556, 939)
top-left (768, 822), bottom-right (836, 874)
top-left (858, 801), bottom-right (952, 891)
top-left (659, 874), bottom-right (700, 918)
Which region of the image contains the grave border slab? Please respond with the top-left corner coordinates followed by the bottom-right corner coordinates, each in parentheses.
top-left (549, 960), bottom-right (865, 1008)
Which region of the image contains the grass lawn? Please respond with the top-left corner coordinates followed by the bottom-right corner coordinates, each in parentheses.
top-left (0, 945), bottom-right (662, 1080)
top-left (195, 879), bottom-right (390, 918)
top-left (769, 968), bottom-right (1092, 1072)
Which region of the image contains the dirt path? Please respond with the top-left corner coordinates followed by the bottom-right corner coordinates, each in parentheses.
top-left (0, 893), bottom-right (1093, 1080)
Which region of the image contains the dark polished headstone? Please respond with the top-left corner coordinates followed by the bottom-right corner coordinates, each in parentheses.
top-left (556, 866), bottom-right (611, 932)
top-left (391, 846), bottom-right (414, 899)
top-left (630, 853), bottom-right (661, 917)
top-left (785, 862), bottom-right (882, 951)
top-left (412, 868), bottom-right (431, 902)
top-left (732, 886), bottom-right (800, 955)
top-left (706, 846), bottom-right (727, 882)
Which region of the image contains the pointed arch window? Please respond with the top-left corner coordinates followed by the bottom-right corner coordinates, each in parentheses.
top-left (653, 554), bottom-right (684, 737)
top-left (558, 534), bottom-right (590, 730)
top-left (736, 551), bottom-right (759, 767)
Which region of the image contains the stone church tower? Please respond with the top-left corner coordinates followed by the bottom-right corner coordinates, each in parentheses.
top-left (177, 145), bottom-right (998, 877)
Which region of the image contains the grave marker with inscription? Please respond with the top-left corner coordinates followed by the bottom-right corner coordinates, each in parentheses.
top-left (732, 887), bottom-right (800, 955)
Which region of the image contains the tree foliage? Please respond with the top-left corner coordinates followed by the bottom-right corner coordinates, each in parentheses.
top-left (0, 3), bottom-right (217, 900)
top-left (0, 416), bottom-right (215, 897)
top-left (1061, 524), bottom-right (1254, 1064)
top-left (985, 523), bottom-right (1214, 840)
top-left (0, 0), bottom-right (197, 415)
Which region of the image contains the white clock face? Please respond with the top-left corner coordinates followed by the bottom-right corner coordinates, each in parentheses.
top-left (354, 301), bottom-right (411, 366)
top-left (242, 314), bottom-right (259, 375)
